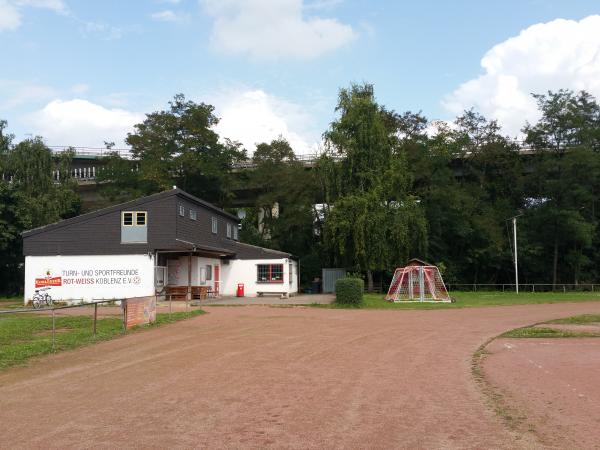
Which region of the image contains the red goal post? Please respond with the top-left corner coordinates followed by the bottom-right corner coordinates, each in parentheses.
top-left (386, 265), bottom-right (450, 303)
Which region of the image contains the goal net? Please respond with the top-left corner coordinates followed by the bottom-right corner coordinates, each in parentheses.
top-left (386, 265), bottom-right (450, 303)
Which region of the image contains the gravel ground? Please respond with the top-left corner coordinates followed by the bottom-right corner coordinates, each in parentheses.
top-left (1, 302), bottom-right (600, 449)
top-left (483, 337), bottom-right (600, 449)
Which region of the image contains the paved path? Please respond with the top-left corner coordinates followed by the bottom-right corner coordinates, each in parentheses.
top-left (200, 293), bottom-right (335, 306)
top-left (1, 302), bottom-right (600, 449)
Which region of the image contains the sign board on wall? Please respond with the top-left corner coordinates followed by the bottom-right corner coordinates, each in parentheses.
top-left (124, 296), bottom-right (156, 329)
top-left (24, 255), bottom-right (156, 303)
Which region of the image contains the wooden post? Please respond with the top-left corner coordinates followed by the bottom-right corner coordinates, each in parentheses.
top-left (187, 253), bottom-right (192, 300)
top-left (52, 309), bottom-right (56, 351)
top-left (93, 303), bottom-right (98, 337)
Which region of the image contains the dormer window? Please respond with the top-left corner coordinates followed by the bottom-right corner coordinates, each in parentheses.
top-left (121, 211), bottom-right (147, 243)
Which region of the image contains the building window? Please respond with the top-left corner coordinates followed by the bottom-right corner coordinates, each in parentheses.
top-left (179, 205), bottom-right (185, 216)
top-left (122, 212), bottom-right (133, 226)
top-left (190, 209), bottom-right (197, 220)
top-left (289, 263), bottom-right (293, 285)
top-left (212, 217), bottom-right (218, 234)
top-left (226, 223), bottom-right (232, 238)
top-left (233, 226), bottom-right (238, 240)
top-left (122, 211), bottom-right (147, 227)
top-left (257, 264), bottom-right (284, 283)
top-left (121, 211), bottom-right (147, 243)
top-left (206, 265), bottom-right (212, 281)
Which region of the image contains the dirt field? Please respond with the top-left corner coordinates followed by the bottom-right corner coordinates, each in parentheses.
top-left (483, 337), bottom-right (600, 449)
top-left (1, 302), bottom-right (600, 449)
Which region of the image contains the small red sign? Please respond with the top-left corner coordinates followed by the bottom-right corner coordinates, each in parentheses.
top-left (35, 277), bottom-right (62, 288)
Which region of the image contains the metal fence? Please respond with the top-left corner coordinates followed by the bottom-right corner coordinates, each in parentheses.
top-left (446, 283), bottom-right (600, 292)
top-left (0, 299), bottom-right (127, 351)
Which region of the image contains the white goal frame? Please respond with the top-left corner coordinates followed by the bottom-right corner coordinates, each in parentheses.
top-left (386, 265), bottom-right (450, 303)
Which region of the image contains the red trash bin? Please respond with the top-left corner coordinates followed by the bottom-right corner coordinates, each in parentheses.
top-left (237, 283), bottom-right (244, 297)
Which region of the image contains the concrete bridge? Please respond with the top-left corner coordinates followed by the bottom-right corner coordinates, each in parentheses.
top-left (50, 143), bottom-right (538, 210)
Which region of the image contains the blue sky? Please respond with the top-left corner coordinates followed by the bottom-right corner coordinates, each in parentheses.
top-left (1, 0), bottom-right (600, 154)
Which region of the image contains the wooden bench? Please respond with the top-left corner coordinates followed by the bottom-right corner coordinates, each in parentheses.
top-left (166, 286), bottom-right (209, 301)
top-left (257, 291), bottom-right (289, 299)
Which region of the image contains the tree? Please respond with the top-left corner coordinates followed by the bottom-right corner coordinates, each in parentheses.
top-left (319, 83), bottom-right (427, 291)
top-left (0, 126), bottom-right (80, 294)
top-left (98, 94), bottom-right (246, 207)
top-left (524, 90), bottom-right (600, 286)
top-left (243, 138), bottom-right (321, 285)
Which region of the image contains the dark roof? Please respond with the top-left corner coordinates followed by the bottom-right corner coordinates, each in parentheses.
top-left (173, 238), bottom-right (292, 260)
top-left (22, 188), bottom-right (239, 238)
top-left (407, 258), bottom-right (433, 266)
top-left (228, 241), bottom-right (294, 260)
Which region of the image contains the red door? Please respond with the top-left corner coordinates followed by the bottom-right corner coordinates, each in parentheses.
top-left (214, 265), bottom-right (220, 295)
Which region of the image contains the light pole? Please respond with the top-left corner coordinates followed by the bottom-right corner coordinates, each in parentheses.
top-left (508, 214), bottom-right (523, 294)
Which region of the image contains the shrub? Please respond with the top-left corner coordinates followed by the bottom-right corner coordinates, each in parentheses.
top-left (335, 277), bottom-right (364, 306)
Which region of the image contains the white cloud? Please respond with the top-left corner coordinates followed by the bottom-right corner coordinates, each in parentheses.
top-left (200, 0), bottom-right (356, 60)
top-left (0, 0), bottom-right (66, 31)
top-left (151, 9), bottom-right (188, 22)
top-left (211, 89), bottom-right (319, 155)
top-left (0, 79), bottom-right (56, 109)
top-left (0, 1), bottom-right (21, 32)
top-left (443, 15), bottom-right (600, 136)
top-left (26, 99), bottom-right (144, 147)
top-left (15, 0), bottom-right (66, 13)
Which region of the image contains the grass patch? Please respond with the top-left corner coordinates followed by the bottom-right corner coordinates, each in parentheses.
top-left (314, 291), bottom-right (600, 310)
top-left (546, 314), bottom-right (600, 324)
top-left (0, 309), bottom-right (205, 371)
top-left (500, 326), bottom-right (600, 338)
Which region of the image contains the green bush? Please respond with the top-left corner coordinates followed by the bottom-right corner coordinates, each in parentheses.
top-left (335, 277), bottom-right (364, 306)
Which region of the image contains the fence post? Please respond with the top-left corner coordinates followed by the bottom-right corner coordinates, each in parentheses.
top-left (122, 299), bottom-right (127, 332)
top-left (52, 308), bottom-right (56, 351)
top-left (93, 303), bottom-right (98, 337)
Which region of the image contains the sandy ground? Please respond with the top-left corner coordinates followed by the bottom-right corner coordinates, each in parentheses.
top-left (1, 302), bottom-right (600, 449)
top-left (2, 294), bottom-right (335, 317)
top-left (483, 337), bottom-right (600, 449)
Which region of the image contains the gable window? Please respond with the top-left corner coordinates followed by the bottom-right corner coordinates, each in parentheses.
top-left (233, 226), bottom-right (238, 240)
top-left (121, 211), bottom-right (147, 243)
top-left (190, 209), bottom-right (197, 220)
top-left (257, 264), bottom-right (283, 283)
top-left (226, 223), bottom-right (232, 239)
top-left (179, 205), bottom-right (185, 216)
top-left (211, 217), bottom-right (218, 234)
top-left (136, 212), bottom-right (146, 226)
top-left (123, 212), bottom-right (133, 226)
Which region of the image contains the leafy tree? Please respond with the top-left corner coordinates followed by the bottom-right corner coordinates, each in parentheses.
top-left (523, 90), bottom-right (600, 286)
top-left (243, 138), bottom-right (321, 285)
top-left (319, 83), bottom-right (427, 291)
top-left (0, 126), bottom-right (80, 295)
top-left (98, 94), bottom-right (246, 207)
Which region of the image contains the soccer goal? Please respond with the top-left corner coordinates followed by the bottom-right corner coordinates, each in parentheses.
top-left (386, 265), bottom-right (450, 303)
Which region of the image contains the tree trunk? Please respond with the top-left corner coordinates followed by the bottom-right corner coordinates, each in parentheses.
top-left (367, 270), bottom-right (374, 293)
top-left (552, 237), bottom-right (559, 288)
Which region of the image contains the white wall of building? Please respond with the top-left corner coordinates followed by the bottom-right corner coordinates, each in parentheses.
top-left (220, 258), bottom-right (298, 297)
top-left (24, 254), bottom-right (156, 304)
top-left (166, 256), bottom-right (221, 293)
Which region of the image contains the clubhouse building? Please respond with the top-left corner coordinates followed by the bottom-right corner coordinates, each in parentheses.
top-left (22, 188), bottom-right (298, 303)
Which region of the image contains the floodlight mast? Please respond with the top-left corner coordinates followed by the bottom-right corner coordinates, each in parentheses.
top-left (508, 213), bottom-right (523, 294)
top-left (513, 217), bottom-right (518, 294)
